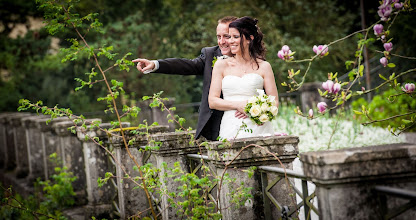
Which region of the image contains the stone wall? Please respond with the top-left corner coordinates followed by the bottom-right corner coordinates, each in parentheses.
top-left (1, 112), bottom-right (414, 220)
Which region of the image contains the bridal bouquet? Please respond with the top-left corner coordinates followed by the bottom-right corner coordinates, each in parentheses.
top-left (244, 89), bottom-right (279, 125)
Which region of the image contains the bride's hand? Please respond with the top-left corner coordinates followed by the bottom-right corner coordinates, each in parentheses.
top-left (235, 111), bottom-right (247, 119)
top-left (235, 101), bottom-right (247, 118)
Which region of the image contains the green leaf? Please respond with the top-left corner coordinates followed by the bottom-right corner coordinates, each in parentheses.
top-left (387, 63), bottom-right (396, 68)
top-left (353, 110), bottom-right (363, 115)
top-left (379, 74), bottom-right (387, 81)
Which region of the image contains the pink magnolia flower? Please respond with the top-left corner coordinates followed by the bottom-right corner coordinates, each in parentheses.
top-left (313, 45), bottom-right (329, 57)
top-left (308, 109), bottom-right (314, 118)
top-left (381, 35), bottom-right (387, 43)
top-left (317, 102), bottom-right (327, 113)
top-left (384, 42), bottom-right (393, 52)
top-left (322, 80), bottom-right (341, 94)
top-left (333, 83), bottom-right (341, 94)
top-left (394, 2), bottom-right (404, 9)
top-left (402, 83), bottom-right (415, 93)
top-left (322, 80), bottom-right (334, 92)
top-left (274, 132), bottom-right (288, 136)
top-left (378, 4), bottom-right (393, 21)
top-left (373, 24), bottom-right (383, 36)
top-left (277, 45), bottom-right (294, 61)
top-left (380, 57), bottom-right (388, 67)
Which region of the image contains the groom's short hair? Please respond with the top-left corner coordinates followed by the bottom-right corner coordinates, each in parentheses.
top-left (218, 16), bottom-right (238, 24)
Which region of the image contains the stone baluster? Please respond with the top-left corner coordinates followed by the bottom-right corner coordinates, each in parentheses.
top-left (0, 113), bottom-right (14, 170)
top-left (300, 143), bottom-right (416, 220)
top-left (35, 117), bottom-right (72, 180)
top-left (109, 125), bottom-right (170, 219)
top-left (150, 130), bottom-right (198, 220)
top-left (53, 120), bottom-right (101, 205)
top-left (77, 122), bottom-right (128, 217)
top-left (3, 113), bottom-right (32, 172)
top-left (20, 115), bottom-right (48, 182)
top-left (207, 135), bottom-right (299, 220)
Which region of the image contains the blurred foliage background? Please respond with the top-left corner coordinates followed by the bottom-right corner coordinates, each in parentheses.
top-left (1, 0), bottom-right (415, 124)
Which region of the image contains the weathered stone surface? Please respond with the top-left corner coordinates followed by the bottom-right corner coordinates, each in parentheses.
top-left (207, 135), bottom-right (299, 168)
top-left (76, 121), bottom-right (126, 213)
top-left (35, 117), bottom-right (72, 180)
top-left (150, 130), bottom-right (198, 156)
top-left (21, 115), bottom-right (48, 181)
top-left (301, 143), bottom-right (416, 184)
top-left (301, 143), bottom-right (416, 220)
top-left (207, 135), bottom-right (299, 220)
top-left (4, 113), bottom-right (32, 172)
top-left (53, 120), bottom-right (88, 204)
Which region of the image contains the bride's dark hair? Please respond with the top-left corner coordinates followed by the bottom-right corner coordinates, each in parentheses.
top-left (229, 16), bottom-right (266, 68)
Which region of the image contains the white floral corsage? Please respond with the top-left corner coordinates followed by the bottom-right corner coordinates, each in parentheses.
top-left (212, 55), bottom-right (229, 67)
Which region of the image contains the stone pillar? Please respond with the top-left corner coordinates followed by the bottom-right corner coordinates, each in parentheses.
top-left (207, 135), bottom-right (299, 220)
top-left (77, 122), bottom-right (126, 217)
top-left (150, 130), bottom-right (198, 220)
top-left (21, 115), bottom-right (48, 182)
top-left (301, 143), bottom-right (416, 220)
top-left (11, 114), bottom-right (36, 178)
top-left (53, 120), bottom-right (93, 204)
top-left (35, 117), bottom-right (72, 180)
top-left (4, 113), bottom-right (32, 172)
top-left (0, 113), bottom-right (14, 170)
top-left (109, 125), bottom-right (169, 219)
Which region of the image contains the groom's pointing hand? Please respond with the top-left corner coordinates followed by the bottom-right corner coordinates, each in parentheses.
top-left (132, 58), bottom-right (155, 73)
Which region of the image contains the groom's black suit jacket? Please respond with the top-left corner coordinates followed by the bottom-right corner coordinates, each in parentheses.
top-left (156, 46), bottom-right (223, 141)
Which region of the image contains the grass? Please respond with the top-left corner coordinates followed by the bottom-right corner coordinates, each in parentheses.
top-left (273, 103), bottom-right (406, 152)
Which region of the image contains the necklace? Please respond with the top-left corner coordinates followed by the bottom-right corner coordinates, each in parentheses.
top-left (236, 59), bottom-right (253, 74)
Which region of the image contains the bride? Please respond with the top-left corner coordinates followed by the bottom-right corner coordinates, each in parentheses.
top-left (208, 16), bottom-right (279, 140)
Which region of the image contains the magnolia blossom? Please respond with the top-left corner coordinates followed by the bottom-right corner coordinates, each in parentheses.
top-left (317, 102), bottom-right (327, 113)
top-left (277, 45), bottom-right (294, 61)
top-left (259, 114), bottom-right (269, 123)
top-left (378, 3), bottom-right (392, 21)
top-left (381, 35), bottom-right (387, 43)
top-left (250, 105), bottom-right (261, 117)
top-left (313, 45), bottom-right (329, 57)
top-left (322, 80), bottom-right (341, 94)
top-left (270, 106), bottom-right (279, 116)
top-left (308, 109), bottom-right (314, 118)
top-left (373, 24), bottom-right (383, 36)
top-left (384, 42), bottom-right (393, 52)
top-left (394, 2), bottom-right (404, 9)
top-left (402, 83), bottom-right (415, 93)
top-left (380, 57), bottom-right (388, 67)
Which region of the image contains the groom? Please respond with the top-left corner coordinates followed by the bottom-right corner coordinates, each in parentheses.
top-left (133, 16), bottom-right (241, 141)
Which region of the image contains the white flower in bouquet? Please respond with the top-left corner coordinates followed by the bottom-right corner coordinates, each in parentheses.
top-left (270, 106), bottom-right (279, 116)
top-left (248, 96), bottom-right (257, 104)
top-left (259, 114), bottom-right (269, 123)
top-left (244, 89), bottom-right (278, 125)
top-left (261, 103), bottom-right (269, 111)
top-left (249, 105), bottom-right (261, 117)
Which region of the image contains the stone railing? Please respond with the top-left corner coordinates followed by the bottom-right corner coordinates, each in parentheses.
top-left (1, 112), bottom-right (415, 219)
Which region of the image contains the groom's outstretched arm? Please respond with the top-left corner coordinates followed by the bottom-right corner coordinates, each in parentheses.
top-left (132, 47), bottom-right (213, 76)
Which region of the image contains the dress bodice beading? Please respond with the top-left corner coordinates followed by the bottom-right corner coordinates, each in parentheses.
top-left (219, 73), bottom-right (275, 140)
top-left (221, 73), bottom-right (264, 101)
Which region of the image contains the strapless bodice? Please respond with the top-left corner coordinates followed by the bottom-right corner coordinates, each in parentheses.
top-left (222, 73), bottom-right (264, 101)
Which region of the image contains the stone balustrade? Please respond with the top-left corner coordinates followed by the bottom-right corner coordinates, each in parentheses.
top-left (2, 112), bottom-right (414, 220)
top-left (301, 143), bottom-right (416, 220)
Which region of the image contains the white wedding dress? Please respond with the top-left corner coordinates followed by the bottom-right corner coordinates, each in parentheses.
top-left (219, 73), bottom-right (275, 140)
